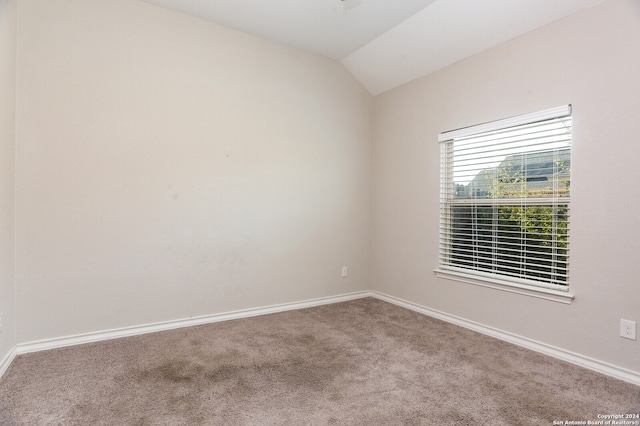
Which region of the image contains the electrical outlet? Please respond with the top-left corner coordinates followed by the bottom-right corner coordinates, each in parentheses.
top-left (341, 266), bottom-right (348, 278)
top-left (620, 319), bottom-right (636, 340)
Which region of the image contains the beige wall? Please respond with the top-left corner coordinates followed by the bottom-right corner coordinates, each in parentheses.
top-left (0, 0), bottom-right (16, 363)
top-left (373, 0), bottom-right (640, 373)
top-left (14, 0), bottom-right (372, 342)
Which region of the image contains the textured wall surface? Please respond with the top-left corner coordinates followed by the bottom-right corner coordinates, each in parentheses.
top-left (373, 0), bottom-right (640, 373)
top-left (0, 0), bottom-right (16, 366)
top-left (14, 0), bottom-right (372, 342)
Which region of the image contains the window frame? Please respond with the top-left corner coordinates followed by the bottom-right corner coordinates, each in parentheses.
top-left (434, 106), bottom-right (575, 304)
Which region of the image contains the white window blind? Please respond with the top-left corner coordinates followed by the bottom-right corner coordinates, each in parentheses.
top-left (438, 106), bottom-right (572, 291)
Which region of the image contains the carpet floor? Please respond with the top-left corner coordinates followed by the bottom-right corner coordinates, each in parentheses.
top-left (0, 297), bottom-right (638, 425)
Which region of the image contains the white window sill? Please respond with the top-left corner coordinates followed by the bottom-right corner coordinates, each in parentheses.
top-left (434, 267), bottom-right (574, 304)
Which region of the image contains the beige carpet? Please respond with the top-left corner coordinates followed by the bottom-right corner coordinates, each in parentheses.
top-left (0, 298), bottom-right (638, 425)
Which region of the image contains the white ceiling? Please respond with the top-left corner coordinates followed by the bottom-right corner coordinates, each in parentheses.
top-left (143, 0), bottom-right (607, 95)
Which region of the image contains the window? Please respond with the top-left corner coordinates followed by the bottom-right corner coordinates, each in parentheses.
top-left (437, 106), bottom-right (572, 299)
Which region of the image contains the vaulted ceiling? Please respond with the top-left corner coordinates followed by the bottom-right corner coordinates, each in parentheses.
top-left (143, 0), bottom-right (607, 95)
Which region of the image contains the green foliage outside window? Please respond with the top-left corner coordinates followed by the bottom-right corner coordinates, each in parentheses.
top-left (450, 155), bottom-right (569, 285)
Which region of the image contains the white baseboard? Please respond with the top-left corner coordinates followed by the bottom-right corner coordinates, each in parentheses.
top-left (15, 291), bottom-right (372, 355)
top-left (4, 290), bottom-right (639, 387)
top-left (369, 291), bottom-right (640, 387)
top-left (0, 346), bottom-right (16, 378)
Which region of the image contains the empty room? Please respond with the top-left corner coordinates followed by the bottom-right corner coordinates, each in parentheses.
top-left (1, 0), bottom-right (639, 424)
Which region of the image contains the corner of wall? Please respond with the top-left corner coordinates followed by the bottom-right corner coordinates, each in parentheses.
top-left (0, 0), bottom-right (17, 377)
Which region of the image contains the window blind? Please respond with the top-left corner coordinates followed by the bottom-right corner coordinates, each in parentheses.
top-left (439, 106), bottom-right (572, 290)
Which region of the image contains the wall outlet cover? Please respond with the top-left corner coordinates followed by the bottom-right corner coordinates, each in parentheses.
top-left (620, 319), bottom-right (636, 340)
